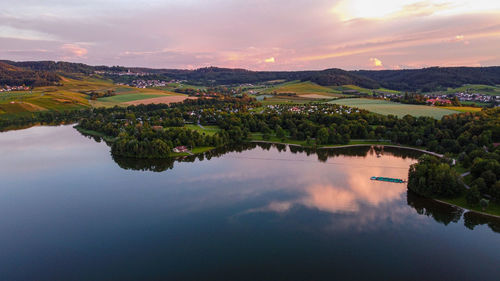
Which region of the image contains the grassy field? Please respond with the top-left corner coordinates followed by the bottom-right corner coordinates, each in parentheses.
top-left (328, 98), bottom-right (460, 118)
top-left (190, 146), bottom-right (215, 154)
top-left (330, 85), bottom-right (400, 95)
top-left (259, 96), bottom-right (332, 105)
top-left (440, 196), bottom-right (500, 217)
top-left (185, 124), bottom-right (221, 136)
top-left (257, 81), bottom-right (341, 104)
top-left (98, 93), bottom-right (165, 103)
top-left (157, 83), bottom-right (207, 92)
top-left (261, 81), bottom-right (343, 97)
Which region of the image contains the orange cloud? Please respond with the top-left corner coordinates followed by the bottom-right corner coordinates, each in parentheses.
top-left (61, 44), bottom-right (87, 57)
top-left (264, 57), bottom-right (275, 63)
top-left (370, 57), bottom-right (383, 67)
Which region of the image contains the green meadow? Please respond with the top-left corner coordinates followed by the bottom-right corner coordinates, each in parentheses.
top-left (261, 81), bottom-right (343, 97)
top-left (184, 124), bottom-right (221, 136)
top-left (328, 98), bottom-right (460, 118)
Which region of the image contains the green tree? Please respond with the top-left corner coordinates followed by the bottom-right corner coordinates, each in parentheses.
top-left (276, 125), bottom-right (286, 141)
top-left (479, 198), bottom-right (489, 211)
top-left (465, 186), bottom-right (481, 206)
top-left (316, 127), bottom-right (329, 145)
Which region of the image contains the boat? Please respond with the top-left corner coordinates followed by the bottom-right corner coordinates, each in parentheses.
top-left (370, 176), bottom-right (406, 183)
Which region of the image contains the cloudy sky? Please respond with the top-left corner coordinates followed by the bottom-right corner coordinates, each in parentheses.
top-left (1, 0), bottom-right (499, 70)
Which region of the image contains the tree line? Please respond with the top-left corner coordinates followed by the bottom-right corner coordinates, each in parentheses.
top-left (5, 60), bottom-right (500, 91)
top-left (2, 96), bottom-right (498, 203)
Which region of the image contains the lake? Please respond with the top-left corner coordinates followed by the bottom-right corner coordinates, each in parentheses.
top-left (0, 125), bottom-right (499, 281)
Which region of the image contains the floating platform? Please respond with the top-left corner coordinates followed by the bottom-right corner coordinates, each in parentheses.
top-left (370, 176), bottom-right (406, 183)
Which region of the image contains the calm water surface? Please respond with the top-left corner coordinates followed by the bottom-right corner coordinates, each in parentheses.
top-left (0, 125), bottom-right (499, 281)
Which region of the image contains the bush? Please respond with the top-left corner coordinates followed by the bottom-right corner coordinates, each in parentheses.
top-left (479, 198), bottom-right (489, 211)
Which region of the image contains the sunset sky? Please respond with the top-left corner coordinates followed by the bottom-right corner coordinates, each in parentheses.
top-left (1, 0), bottom-right (499, 70)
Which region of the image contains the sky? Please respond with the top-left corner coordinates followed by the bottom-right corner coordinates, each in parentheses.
top-left (1, 0), bottom-right (499, 70)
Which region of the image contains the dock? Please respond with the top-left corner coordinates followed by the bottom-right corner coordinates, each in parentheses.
top-left (370, 176), bottom-right (406, 183)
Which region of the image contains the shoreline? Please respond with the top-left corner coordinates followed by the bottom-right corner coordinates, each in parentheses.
top-left (249, 140), bottom-right (443, 158)
top-left (434, 199), bottom-right (500, 220)
top-left (7, 125), bottom-right (497, 219)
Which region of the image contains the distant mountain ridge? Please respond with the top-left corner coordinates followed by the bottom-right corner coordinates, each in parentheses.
top-left (1, 60), bottom-right (499, 92)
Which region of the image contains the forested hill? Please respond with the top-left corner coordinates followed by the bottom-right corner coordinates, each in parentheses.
top-left (0, 60), bottom-right (113, 75)
top-left (2, 60), bottom-right (500, 91)
top-left (0, 61), bottom-right (380, 88)
top-left (303, 68), bottom-right (380, 89)
top-left (354, 67), bottom-right (500, 92)
top-left (0, 62), bottom-right (60, 87)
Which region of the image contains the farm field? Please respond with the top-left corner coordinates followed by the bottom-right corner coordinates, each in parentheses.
top-left (157, 83), bottom-right (207, 92)
top-left (442, 106), bottom-right (483, 113)
top-left (259, 95), bottom-right (329, 105)
top-left (0, 83), bottom-right (89, 118)
top-left (0, 76), bottom-right (187, 118)
top-left (330, 84), bottom-right (400, 95)
top-left (328, 98), bottom-right (460, 118)
top-left (123, 95), bottom-right (195, 106)
top-left (260, 81), bottom-right (344, 97)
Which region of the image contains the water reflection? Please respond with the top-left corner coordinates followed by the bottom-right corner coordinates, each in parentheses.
top-left (79, 131), bottom-right (500, 233)
top-left (2, 126), bottom-right (500, 280)
top-left (112, 144), bottom-right (260, 172)
top-left (407, 191), bottom-right (500, 233)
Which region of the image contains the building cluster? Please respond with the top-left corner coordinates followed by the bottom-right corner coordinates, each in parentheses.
top-left (95, 70), bottom-right (148, 76)
top-left (426, 98), bottom-right (451, 105)
top-left (376, 91), bottom-right (498, 105)
top-left (262, 104), bottom-right (358, 115)
top-left (449, 92), bottom-right (499, 103)
top-left (129, 79), bottom-right (168, 88)
top-left (0, 85), bottom-right (30, 92)
top-left (191, 92), bottom-right (219, 97)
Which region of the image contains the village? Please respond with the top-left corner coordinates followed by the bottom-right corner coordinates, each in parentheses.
top-left (375, 90), bottom-right (499, 105)
top-left (445, 91), bottom-right (499, 104)
top-left (128, 79), bottom-right (168, 88)
top-left (261, 104), bottom-right (359, 115)
top-left (94, 69), bottom-right (148, 76)
top-left (0, 85), bottom-right (30, 92)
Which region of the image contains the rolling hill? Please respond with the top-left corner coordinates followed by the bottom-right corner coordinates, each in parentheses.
top-left (355, 67), bottom-right (500, 92)
top-left (3, 60), bottom-right (500, 92)
top-left (0, 62), bottom-right (60, 87)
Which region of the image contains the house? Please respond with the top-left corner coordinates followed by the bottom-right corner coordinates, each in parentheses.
top-left (152, 125), bottom-right (163, 131)
top-left (173, 146), bottom-right (189, 153)
top-left (426, 98), bottom-right (451, 105)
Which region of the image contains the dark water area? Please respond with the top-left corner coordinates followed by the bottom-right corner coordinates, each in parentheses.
top-left (0, 125), bottom-right (499, 281)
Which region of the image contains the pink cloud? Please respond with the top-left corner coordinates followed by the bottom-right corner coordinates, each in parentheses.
top-left (0, 1), bottom-right (498, 70)
top-left (61, 43), bottom-right (88, 58)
